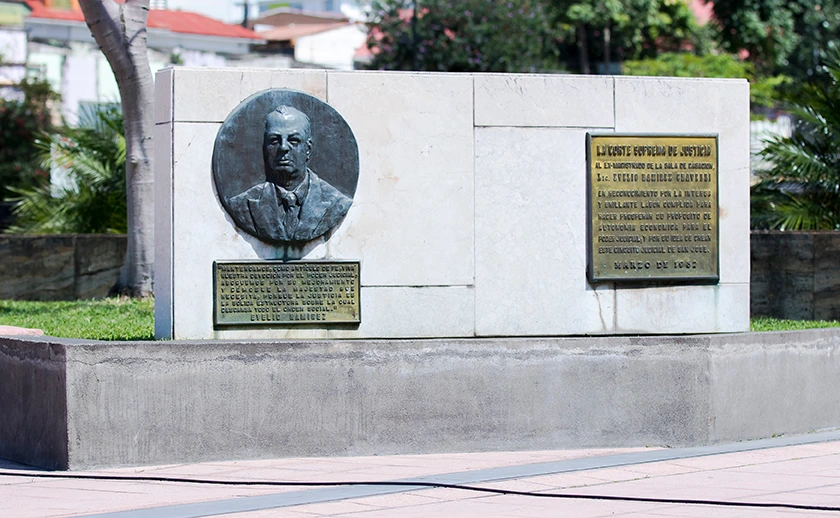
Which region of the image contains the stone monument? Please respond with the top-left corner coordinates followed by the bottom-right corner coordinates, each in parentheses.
top-left (155, 69), bottom-right (749, 340)
top-left (8, 69), bottom-right (830, 473)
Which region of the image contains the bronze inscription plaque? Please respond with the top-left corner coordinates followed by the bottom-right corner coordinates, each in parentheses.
top-left (214, 261), bottom-right (360, 326)
top-left (587, 134), bottom-right (719, 282)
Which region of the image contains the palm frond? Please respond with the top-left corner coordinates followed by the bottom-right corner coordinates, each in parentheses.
top-left (753, 52), bottom-right (840, 231)
top-left (4, 107), bottom-right (127, 234)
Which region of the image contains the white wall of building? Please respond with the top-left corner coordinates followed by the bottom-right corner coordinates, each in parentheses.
top-left (294, 24), bottom-right (366, 70)
top-left (0, 28), bottom-right (26, 62)
top-left (61, 45), bottom-right (98, 126)
top-left (24, 16), bottom-right (252, 123)
top-left (0, 28), bottom-right (27, 91)
top-left (176, 48), bottom-right (227, 67)
top-left (27, 44), bottom-right (63, 91)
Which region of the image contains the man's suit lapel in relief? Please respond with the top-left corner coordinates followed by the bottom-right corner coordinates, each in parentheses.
top-left (248, 184), bottom-right (289, 242)
top-left (295, 174), bottom-right (330, 241)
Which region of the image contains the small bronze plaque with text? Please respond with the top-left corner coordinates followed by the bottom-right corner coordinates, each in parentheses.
top-left (587, 134), bottom-right (719, 283)
top-left (213, 261), bottom-right (360, 326)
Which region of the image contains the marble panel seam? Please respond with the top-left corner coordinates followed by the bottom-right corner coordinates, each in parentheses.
top-left (170, 120), bottom-right (229, 124)
top-left (615, 76), bottom-right (748, 84)
top-left (611, 282), bottom-right (748, 288)
top-left (474, 124), bottom-right (616, 129)
top-left (471, 74), bottom-right (476, 127)
top-left (325, 72), bottom-right (330, 104)
top-left (612, 76), bottom-right (617, 128)
top-left (361, 284), bottom-right (475, 288)
top-left (166, 120), bottom-right (175, 338)
top-left (472, 75), bottom-right (478, 337)
top-left (605, 282), bottom-right (617, 332)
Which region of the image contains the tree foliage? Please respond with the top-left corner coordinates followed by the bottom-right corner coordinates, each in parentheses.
top-left (364, 0), bottom-right (704, 73)
top-left (5, 106), bottom-right (126, 234)
top-left (708, 0), bottom-right (797, 72)
top-left (751, 52), bottom-right (840, 230)
top-left (787, 0), bottom-right (840, 80)
top-left (709, 0), bottom-right (840, 79)
top-left (0, 78), bottom-right (57, 201)
top-left (365, 0), bottom-right (558, 72)
top-left (550, 0), bottom-right (701, 73)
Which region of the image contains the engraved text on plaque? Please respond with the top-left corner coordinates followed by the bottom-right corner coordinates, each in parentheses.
top-left (587, 134), bottom-right (719, 282)
top-left (214, 261), bottom-right (360, 326)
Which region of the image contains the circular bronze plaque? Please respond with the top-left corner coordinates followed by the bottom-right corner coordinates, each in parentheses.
top-left (213, 89), bottom-right (359, 244)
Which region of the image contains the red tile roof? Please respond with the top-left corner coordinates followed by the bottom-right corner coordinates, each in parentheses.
top-left (24, 0), bottom-right (262, 40)
top-left (149, 10), bottom-right (261, 39)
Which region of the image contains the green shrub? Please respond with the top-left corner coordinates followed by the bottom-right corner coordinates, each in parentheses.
top-left (622, 52), bottom-right (789, 108)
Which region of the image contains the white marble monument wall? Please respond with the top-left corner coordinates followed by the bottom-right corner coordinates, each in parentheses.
top-left (155, 68), bottom-right (749, 340)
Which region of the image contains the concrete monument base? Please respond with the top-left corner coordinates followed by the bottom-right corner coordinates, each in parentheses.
top-left (2, 329), bottom-right (839, 470)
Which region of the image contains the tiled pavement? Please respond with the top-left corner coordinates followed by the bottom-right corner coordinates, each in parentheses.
top-left (2, 431), bottom-right (839, 517)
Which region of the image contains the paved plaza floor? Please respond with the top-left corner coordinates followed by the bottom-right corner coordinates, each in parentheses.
top-left (2, 431), bottom-right (839, 517)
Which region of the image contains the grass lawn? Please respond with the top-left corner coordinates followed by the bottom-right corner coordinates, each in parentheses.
top-left (0, 298), bottom-right (154, 341)
top-left (0, 298), bottom-right (839, 340)
top-left (750, 316), bottom-right (840, 332)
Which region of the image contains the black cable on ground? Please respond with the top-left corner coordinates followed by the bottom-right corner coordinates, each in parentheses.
top-left (0, 470), bottom-right (838, 512)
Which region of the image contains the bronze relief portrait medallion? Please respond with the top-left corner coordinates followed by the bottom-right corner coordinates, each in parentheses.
top-left (213, 89), bottom-right (359, 244)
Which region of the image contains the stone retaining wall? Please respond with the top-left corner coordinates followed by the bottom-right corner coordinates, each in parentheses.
top-left (0, 235), bottom-right (125, 300)
top-left (751, 231), bottom-right (840, 320)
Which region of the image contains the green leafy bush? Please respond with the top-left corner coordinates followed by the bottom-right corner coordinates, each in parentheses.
top-left (622, 52), bottom-right (789, 108)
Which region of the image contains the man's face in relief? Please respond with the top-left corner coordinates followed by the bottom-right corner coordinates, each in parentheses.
top-left (263, 108), bottom-right (312, 182)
